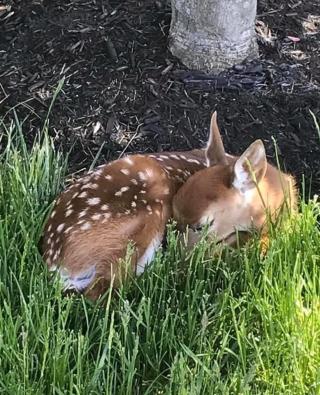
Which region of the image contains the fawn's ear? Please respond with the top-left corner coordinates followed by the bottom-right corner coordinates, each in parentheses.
top-left (233, 140), bottom-right (267, 193)
top-left (205, 111), bottom-right (228, 166)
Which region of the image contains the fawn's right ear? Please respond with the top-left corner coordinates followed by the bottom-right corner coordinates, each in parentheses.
top-left (205, 111), bottom-right (228, 167)
top-left (233, 139), bottom-right (267, 193)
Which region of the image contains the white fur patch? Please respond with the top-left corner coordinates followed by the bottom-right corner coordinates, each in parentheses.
top-left (87, 197), bottom-right (101, 205)
top-left (120, 169), bottom-right (130, 175)
top-left (58, 266), bottom-right (96, 291)
top-left (115, 186), bottom-right (130, 196)
top-left (80, 222), bottom-right (91, 231)
top-left (57, 223), bottom-right (65, 233)
top-left (124, 157), bottom-right (134, 165)
top-left (50, 210), bottom-right (56, 218)
top-left (136, 233), bottom-right (162, 275)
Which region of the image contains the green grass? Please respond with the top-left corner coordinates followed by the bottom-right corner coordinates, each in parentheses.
top-left (0, 117), bottom-right (320, 395)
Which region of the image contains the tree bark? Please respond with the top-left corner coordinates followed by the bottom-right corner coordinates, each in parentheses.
top-left (169, 0), bottom-right (258, 72)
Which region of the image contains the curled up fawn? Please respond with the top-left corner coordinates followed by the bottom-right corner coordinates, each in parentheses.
top-left (41, 112), bottom-right (297, 300)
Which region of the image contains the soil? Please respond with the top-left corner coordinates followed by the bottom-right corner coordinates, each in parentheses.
top-left (0, 0), bottom-right (319, 196)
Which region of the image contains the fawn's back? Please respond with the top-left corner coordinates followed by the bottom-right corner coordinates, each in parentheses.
top-left (42, 151), bottom-right (206, 299)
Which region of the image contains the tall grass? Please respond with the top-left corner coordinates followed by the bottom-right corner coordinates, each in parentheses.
top-left (0, 115), bottom-right (319, 394)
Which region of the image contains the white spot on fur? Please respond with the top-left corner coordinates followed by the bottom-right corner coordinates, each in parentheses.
top-left (103, 212), bottom-right (111, 221)
top-left (131, 179), bottom-right (138, 185)
top-left (139, 190), bottom-right (146, 194)
top-left (65, 226), bottom-right (73, 234)
top-left (47, 224), bottom-right (52, 232)
top-left (92, 213), bottom-right (102, 221)
top-left (124, 157), bottom-right (134, 165)
top-left (87, 197), bottom-right (101, 206)
top-left (165, 166), bottom-right (173, 171)
top-left (160, 155), bottom-right (169, 159)
top-left (50, 210), bottom-right (56, 218)
top-left (88, 183), bottom-right (99, 189)
top-left (101, 204), bottom-right (109, 211)
top-left (80, 222), bottom-right (91, 231)
top-left (66, 209), bottom-right (73, 217)
top-left (163, 187), bottom-right (170, 195)
top-left (146, 205), bottom-right (152, 212)
top-left (145, 168), bottom-right (154, 178)
top-left (187, 158), bottom-right (200, 164)
top-left (105, 174), bottom-right (112, 180)
top-left (120, 169), bottom-right (130, 175)
top-left (115, 186), bottom-right (130, 196)
top-left (131, 201), bottom-right (137, 207)
top-left (79, 209), bottom-right (88, 218)
top-left (78, 191), bottom-right (88, 198)
top-left (170, 154), bottom-right (179, 160)
top-left (134, 195), bottom-right (138, 200)
top-left (155, 157), bottom-right (163, 162)
top-left (57, 223), bottom-right (65, 233)
top-left (138, 171), bottom-right (147, 181)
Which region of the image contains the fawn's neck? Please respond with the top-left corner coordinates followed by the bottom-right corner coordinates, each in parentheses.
top-left (147, 149), bottom-right (207, 194)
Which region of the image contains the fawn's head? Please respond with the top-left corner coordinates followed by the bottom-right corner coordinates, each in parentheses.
top-left (173, 112), bottom-right (297, 246)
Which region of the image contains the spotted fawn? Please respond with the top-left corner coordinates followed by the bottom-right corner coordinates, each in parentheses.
top-left (42, 112), bottom-right (297, 300)
top-left (41, 117), bottom-right (216, 299)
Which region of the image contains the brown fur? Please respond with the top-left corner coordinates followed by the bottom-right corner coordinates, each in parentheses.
top-left (173, 115), bottom-right (297, 248)
top-left (42, 148), bottom-right (207, 300)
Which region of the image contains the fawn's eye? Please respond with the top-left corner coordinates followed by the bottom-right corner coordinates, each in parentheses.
top-left (191, 219), bottom-right (214, 232)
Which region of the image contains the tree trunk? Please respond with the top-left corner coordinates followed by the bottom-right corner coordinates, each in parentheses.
top-left (169, 0), bottom-right (258, 72)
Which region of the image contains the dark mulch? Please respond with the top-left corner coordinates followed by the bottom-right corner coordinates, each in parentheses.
top-left (0, 0), bottom-right (319, 195)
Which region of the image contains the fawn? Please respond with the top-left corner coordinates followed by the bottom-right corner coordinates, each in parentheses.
top-left (42, 112), bottom-right (296, 300)
top-left (173, 113), bottom-right (297, 248)
top-left (41, 120), bottom-right (218, 300)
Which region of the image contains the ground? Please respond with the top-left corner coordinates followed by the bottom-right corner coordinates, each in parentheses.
top-left (0, 0), bottom-right (319, 195)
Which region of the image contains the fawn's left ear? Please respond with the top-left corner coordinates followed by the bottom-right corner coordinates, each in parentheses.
top-left (205, 111), bottom-right (228, 167)
top-left (233, 139), bottom-right (267, 193)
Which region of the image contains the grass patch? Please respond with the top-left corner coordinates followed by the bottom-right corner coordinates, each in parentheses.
top-left (0, 117), bottom-right (320, 394)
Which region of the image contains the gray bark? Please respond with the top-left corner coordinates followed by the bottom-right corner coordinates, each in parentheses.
top-left (169, 0), bottom-right (258, 72)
